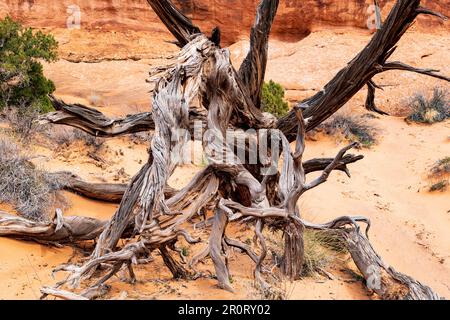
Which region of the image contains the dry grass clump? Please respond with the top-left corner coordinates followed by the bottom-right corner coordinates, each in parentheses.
top-left (321, 114), bottom-right (377, 148)
top-left (50, 127), bottom-right (104, 149)
top-left (406, 87), bottom-right (449, 124)
top-left (429, 157), bottom-right (450, 178)
top-left (47, 126), bottom-right (106, 160)
top-left (266, 228), bottom-right (346, 278)
top-left (429, 180), bottom-right (448, 192)
top-left (0, 137), bottom-right (67, 221)
top-left (301, 229), bottom-right (347, 277)
top-left (428, 157), bottom-right (450, 192)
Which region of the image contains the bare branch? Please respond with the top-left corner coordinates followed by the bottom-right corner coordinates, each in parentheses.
top-left (365, 80), bottom-right (389, 115)
top-left (238, 0), bottom-right (280, 107)
top-left (146, 0), bottom-right (201, 47)
top-left (41, 96), bottom-right (207, 137)
top-left (40, 96), bottom-right (154, 137)
top-left (381, 61), bottom-right (450, 82)
top-left (303, 154), bottom-right (364, 177)
top-left (304, 142), bottom-right (358, 191)
top-left (416, 6), bottom-right (448, 20)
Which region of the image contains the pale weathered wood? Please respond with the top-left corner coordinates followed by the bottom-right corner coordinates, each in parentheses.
top-left (2, 0), bottom-right (445, 300)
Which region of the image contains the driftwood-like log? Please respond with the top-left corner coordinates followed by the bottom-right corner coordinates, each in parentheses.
top-left (301, 216), bottom-right (441, 300)
top-left (0, 209), bottom-right (106, 243)
top-left (51, 171), bottom-right (177, 203)
top-left (41, 96), bottom-right (154, 137)
top-left (40, 95), bottom-right (207, 138)
top-left (344, 229), bottom-right (441, 300)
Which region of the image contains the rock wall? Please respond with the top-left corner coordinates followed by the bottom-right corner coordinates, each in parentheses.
top-left (1, 0), bottom-right (448, 44)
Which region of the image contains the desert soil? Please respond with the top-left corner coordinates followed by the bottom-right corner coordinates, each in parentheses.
top-left (0, 26), bottom-right (449, 300)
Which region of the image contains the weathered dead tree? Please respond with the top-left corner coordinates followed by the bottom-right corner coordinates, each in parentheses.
top-left (2, 0), bottom-right (449, 300)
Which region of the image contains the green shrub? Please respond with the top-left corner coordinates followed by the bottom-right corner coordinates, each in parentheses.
top-left (261, 80), bottom-right (289, 118)
top-left (0, 16), bottom-right (58, 113)
top-left (407, 87), bottom-right (449, 124)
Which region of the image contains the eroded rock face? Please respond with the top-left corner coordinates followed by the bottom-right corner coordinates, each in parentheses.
top-left (1, 0), bottom-right (448, 44)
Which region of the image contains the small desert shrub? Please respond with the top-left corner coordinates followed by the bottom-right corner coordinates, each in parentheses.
top-left (49, 126), bottom-right (105, 151)
top-left (49, 126), bottom-right (79, 146)
top-left (1, 102), bottom-right (43, 141)
top-left (430, 157), bottom-right (450, 178)
top-left (261, 80), bottom-right (289, 118)
top-left (0, 138), bottom-right (66, 221)
top-left (428, 157), bottom-right (450, 192)
top-left (429, 180), bottom-right (448, 192)
top-left (406, 87), bottom-right (449, 124)
top-left (322, 114), bottom-right (376, 147)
top-left (129, 131), bottom-right (152, 145)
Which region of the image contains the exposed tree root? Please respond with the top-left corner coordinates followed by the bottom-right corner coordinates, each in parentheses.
top-left (300, 216), bottom-right (442, 300)
top-left (343, 228), bottom-right (441, 300)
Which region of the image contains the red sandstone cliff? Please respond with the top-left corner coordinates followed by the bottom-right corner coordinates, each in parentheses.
top-left (1, 0), bottom-right (448, 44)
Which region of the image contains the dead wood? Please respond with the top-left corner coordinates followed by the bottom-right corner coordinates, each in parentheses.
top-left (146, 0), bottom-right (201, 48)
top-left (0, 209), bottom-right (106, 243)
top-left (239, 0), bottom-right (280, 107)
top-left (51, 171), bottom-right (177, 203)
top-left (3, 0), bottom-right (446, 300)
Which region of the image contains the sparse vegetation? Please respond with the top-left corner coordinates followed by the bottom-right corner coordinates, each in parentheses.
top-left (428, 157), bottom-right (450, 192)
top-left (322, 114), bottom-right (377, 147)
top-left (430, 157), bottom-right (450, 178)
top-left (261, 80), bottom-right (289, 118)
top-left (406, 87), bottom-right (449, 124)
top-left (49, 126), bottom-right (105, 154)
top-left (0, 0), bottom-right (446, 301)
top-left (301, 229), bottom-right (346, 277)
top-left (1, 102), bottom-right (42, 141)
top-left (181, 247), bottom-right (190, 257)
top-left (267, 228), bottom-right (346, 278)
top-left (0, 137), bottom-right (66, 221)
top-left (429, 180), bottom-right (448, 192)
